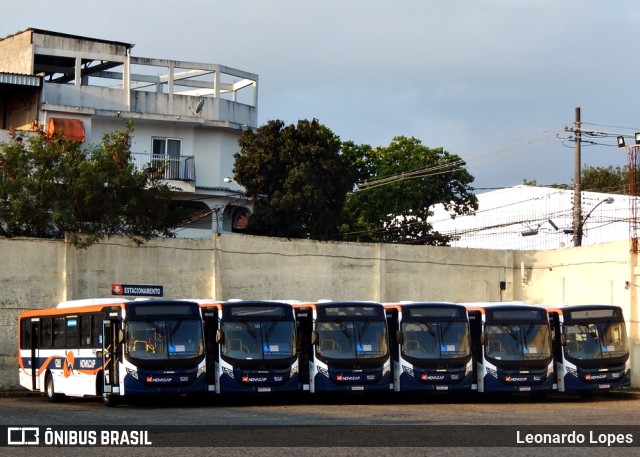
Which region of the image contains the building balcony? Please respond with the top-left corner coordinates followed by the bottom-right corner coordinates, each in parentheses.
top-left (131, 152), bottom-right (195, 182)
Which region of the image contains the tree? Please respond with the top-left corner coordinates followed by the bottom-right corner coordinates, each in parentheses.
top-left (581, 165), bottom-right (628, 194)
top-left (524, 165), bottom-right (631, 194)
top-left (340, 136), bottom-right (478, 245)
top-left (522, 179), bottom-right (570, 190)
top-left (0, 122), bottom-right (185, 248)
top-left (233, 119), bottom-right (354, 240)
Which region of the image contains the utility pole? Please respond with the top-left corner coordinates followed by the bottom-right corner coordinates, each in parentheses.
top-left (572, 107), bottom-right (582, 246)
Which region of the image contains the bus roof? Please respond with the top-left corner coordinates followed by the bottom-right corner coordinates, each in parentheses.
top-left (384, 301), bottom-right (461, 306)
top-left (56, 298), bottom-right (130, 308)
top-left (461, 301), bottom-right (544, 313)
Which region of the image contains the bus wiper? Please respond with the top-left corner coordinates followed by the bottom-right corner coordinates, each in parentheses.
top-left (419, 320), bottom-right (436, 337)
top-left (145, 318), bottom-right (163, 335)
top-left (502, 323), bottom-right (520, 348)
top-left (265, 317), bottom-right (280, 341)
top-left (169, 317), bottom-right (185, 339)
top-left (358, 321), bottom-right (370, 339)
top-left (335, 320), bottom-right (351, 338)
top-left (241, 321), bottom-right (257, 339)
top-left (440, 319), bottom-right (453, 340)
top-left (524, 322), bottom-right (535, 341)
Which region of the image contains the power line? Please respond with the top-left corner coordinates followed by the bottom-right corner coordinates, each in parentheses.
top-left (356, 127), bottom-right (565, 191)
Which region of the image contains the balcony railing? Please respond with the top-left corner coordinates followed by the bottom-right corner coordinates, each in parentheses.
top-left (131, 153), bottom-right (195, 182)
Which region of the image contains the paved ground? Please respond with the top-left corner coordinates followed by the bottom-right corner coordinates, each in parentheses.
top-left (0, 389), bottom-right (638, 456)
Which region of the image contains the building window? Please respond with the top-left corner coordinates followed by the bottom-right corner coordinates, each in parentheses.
top-left (152, 137), bottom-right (182, 179)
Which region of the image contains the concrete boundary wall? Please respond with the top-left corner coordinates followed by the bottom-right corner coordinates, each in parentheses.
top-left (1, 235), bottom-right (637, 389)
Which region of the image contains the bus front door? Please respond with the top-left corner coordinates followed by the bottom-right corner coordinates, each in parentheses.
top-left (29, 318), bottom-right (40, 391)
top-left (101, 320), bottom-right (120, 406)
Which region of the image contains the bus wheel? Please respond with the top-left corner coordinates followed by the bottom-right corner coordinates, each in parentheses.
top-left (102, 392), bottom-right (117, 407)
top-left (45, 373), bottom-right (66, 403)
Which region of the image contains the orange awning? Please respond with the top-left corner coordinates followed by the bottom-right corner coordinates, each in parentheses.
top-left (47, 118), bottom-right (85, 142)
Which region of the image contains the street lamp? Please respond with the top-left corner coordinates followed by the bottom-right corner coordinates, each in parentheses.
top-left (520, 219), bottom-right (559, 237)
top-left (571, 197), bottom-right (614, 246)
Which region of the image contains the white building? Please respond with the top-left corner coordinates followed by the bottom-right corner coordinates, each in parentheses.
top-left (0, 28), bottom-right (256, 237)
top-left (429, 185), bottom-right (633, 250)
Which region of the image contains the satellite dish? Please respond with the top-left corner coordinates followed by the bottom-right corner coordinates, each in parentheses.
top-left (195, 99), bottom-right (205, 114)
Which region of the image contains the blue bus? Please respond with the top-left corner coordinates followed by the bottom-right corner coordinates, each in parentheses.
top-left (384, 302), bottom-right (473, 392)
top-left (198, 300), bottom-right (300, 394)
top-left (464, 302), bottom-right (554, 393)
top-left (546, 304), bottom-right (630, 395)
top-left (294, 301), bottom-right (392, 393)
top-left (19, 299), bottom-right (207, 406)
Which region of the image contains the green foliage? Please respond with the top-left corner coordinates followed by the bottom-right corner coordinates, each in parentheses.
top-left (233, 119), bottom-right (354, 240)
top-left (524, 165), bottom-right (630, 193)
top-left (581, 165), bottom-right (628, 194)
top-left (340, 136), bottom-right (478, 245)
top-left (0, 122), bottom-right (185, 248)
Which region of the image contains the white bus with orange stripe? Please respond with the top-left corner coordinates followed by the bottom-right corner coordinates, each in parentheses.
top-left (18, 298), bottom-right (207, 406)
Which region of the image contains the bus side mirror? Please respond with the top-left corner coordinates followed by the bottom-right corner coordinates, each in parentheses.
top-left (311, 331), bottom-right (318, 345)
top-left (480, 332), bottom-right (487, 345)
top-left (560, 334), bottom-right (567, 346)
top-left (216, 329), bottom-right (224, 344)
top-left (396, 331), bottom-right (404, 345)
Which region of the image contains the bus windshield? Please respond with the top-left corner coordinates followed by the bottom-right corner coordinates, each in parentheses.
top-left (401, 320), bottom-right (470, 360)
top-left (316, 320), bottom-right (388, 361)
top-left (221, 320), bottom-right (296, 361)
top-left (564, 320), bottom-right (628, 360)
top-left (485, 322), bottom-right (551, 361)
top-left (126, 319), bottom-right (204, 361)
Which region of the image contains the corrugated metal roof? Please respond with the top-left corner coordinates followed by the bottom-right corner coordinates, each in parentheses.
top-left (0, 72), bottom-right (41, 86)
top-left (429, 185), bottom-right (632, 250)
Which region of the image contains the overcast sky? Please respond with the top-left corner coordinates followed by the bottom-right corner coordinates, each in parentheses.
top-left (3, 1), bottom-right (640, 190)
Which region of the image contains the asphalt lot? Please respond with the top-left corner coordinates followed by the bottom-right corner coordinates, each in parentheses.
top-left (0, 389), bottom-right (638, 456)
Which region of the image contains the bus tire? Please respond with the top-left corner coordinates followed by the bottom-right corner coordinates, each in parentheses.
top-left (45, 373), bottom-right (66, 403)
top-left (102, 392), bottom-right (117, 407)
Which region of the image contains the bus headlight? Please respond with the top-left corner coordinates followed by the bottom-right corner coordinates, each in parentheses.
top-left (402, 366), bottom-right (415, 377)
top-left (317, 366), bottom-right (329, 378)
top-left (383, 362), bottom-right (391, 377)
top-left (223, 367), bottom-right (234, 380)
top-left (197, 364), bottom-right (206, 378)
top-left (289, 364), bottom-right (298, 378)
top-left (486, 367), bottom-right (498, 379)
top-left (465, 361), bottom-right (473, 377)
top-left (126, 368), bottom-right (138, 380)
top-left (546, 363), bottom-right (554, 377)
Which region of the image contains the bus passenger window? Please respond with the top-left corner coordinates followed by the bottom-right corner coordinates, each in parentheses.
top-left (80, 315), bottom-right (91, 347)
top-left (91, 315), bottom-right (103, 347)
top-left (41, 318), bottom-right (52, 348)
top-left (53, 317), bottom-right (65, 348)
